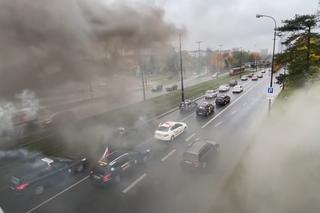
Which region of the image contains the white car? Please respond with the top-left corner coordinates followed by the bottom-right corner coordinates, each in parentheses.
top-left (241, 75), bottom-right (248, 81)
top-left (218, 85), bottom-right (230, 92)
top-left (204, 90), bottom-right (218, 99)
top-left (232, 85), bottom-right (243, 93)
top-left (154, 121), bottom-right (187, 141)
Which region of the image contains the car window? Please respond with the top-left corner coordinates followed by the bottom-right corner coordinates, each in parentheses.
top-left (199, 144), bottom-right (212, 159)
top-left (113, 154), bottom-right (130, 168)
top-left (183, 152), bottom-right (198, 162)
top-left (158, 126), bottom-right (169, 132)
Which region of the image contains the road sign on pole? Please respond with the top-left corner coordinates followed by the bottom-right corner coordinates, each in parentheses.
top-left (268, 87), bottom-right (273, 94)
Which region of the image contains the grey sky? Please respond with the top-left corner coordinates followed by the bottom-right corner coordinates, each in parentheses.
top-left (161, 0), bottom-right (318, 53)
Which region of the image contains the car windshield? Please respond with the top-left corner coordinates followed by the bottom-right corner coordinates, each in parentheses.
top-left (183, 152), bottom-right (198, 162)
top-left (157, 126), bottom-right (170, 132)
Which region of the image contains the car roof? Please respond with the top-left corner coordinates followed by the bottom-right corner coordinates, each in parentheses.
top-left (160, 121), bottom-right (176, 128)
top-left (184, 141), bottom-right (209, 155)
top-left (199, 101), bottom-right (209, 106)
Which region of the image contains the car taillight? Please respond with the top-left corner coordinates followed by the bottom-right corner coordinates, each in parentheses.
top-left (103, 174), bottom-right (112, 182)
top-left (192, 161), bottom-right (199, 168)
top-left (16, 182), bottom-right (29, 190)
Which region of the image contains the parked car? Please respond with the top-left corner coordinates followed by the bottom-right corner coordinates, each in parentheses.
top-left (151, 84), bottom-right (163, 92)
top-left (229, 80), bottom-right (238, 87)
top-left (196, 102), bottom-right (214, 117)
top-left (204, 90), bottom-right (218, 99)
top-left (215, 95), bottom-right (231, 106)
top-left (166, 85), bottom-right (178, 92)
top-left (181, 139), bottom-right (219, 169)
top-left (179, 99), bottom-right (198, 113)
top-left (257, 73), bottom-right (263, 78)
top-left (248, 73), bottom-right (253, 78)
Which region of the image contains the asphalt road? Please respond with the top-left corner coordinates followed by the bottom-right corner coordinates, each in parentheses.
top-left (0, 69), bottom-right (282, 213)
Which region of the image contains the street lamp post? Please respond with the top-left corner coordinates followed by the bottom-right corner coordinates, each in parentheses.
top-left (256, 14), bottom-right (277, 112)
top-left (179, 33), bottom-right (185, 102)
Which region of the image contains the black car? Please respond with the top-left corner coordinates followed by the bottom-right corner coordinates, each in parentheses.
top-left (181, 139), bottom-right (219, 169)
top-left (166, 84), bottom-right (178, 92)
top-left (229, 80), bottom-right (238, 87)
top-left (151, 84), bottom-right (163, 92)
top-left (90, 150), bottom-right (150, 187)
top-left (179, 99), bottom-right (198, 113)
top-left (10, 156), bottom-right (87, 195)
top-left (215, 95), bottom-right (231, 106)
top-left (196, 102), bottom-right (214, 117)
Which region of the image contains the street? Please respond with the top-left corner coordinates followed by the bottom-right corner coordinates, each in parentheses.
top-left (0, 70), bottom-right (282, 213)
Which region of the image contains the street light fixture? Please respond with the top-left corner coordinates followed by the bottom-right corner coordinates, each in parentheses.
top-left (256, 14), bottom-right (277, 112)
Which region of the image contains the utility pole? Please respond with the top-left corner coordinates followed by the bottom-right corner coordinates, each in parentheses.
top-left (218, 44), bottom-right (223, 77)
top-left (179, 33), bottom-right (185, 102)
top-left (196, 41), bottom-right (203, 73)
top-left (139, 51), bottom-right (146, 101)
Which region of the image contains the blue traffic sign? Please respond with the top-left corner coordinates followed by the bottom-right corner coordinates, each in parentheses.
top-left (268, 87), bottom-right (273, 94)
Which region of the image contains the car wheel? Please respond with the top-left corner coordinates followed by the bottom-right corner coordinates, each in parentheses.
top-left (34, 185), bottom-right (44, 195)
top-left (76, 164), bottom-right (84, 173)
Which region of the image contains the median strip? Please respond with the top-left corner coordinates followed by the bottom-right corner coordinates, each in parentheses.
top-left (122, 173), bottom-right (147, 194)
top-left (161, 149), bottom-right (176, 162)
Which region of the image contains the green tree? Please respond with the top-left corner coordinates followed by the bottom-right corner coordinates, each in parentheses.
top-left (276, 14), bottom-right (320, 87)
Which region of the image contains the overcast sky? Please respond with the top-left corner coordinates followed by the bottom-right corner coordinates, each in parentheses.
top-left (161, 0), bottom-right (318, 53)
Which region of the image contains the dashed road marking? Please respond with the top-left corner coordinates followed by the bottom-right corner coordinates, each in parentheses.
top-left (161, 149), bottom-right (176, 162)
top-left (122, 173), bottom-right (147, 194)
top-left (185, 133), bottom-right (196, 142)
top-left (214, 121), bottom-right (223, 128)
top-left (231, 110), bottom-right (237, 115)
top-left (26, 176), bottom-right (89, 213)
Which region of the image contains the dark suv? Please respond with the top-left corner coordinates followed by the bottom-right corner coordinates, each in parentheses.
top-left (90, 150), bottom-right (150, 187)
top-left (215, 95), bottom-right (231, 106)
top-left (181, 139), bottom-right (219, 170)
top-left (196, 102), bottom-right (214, 117)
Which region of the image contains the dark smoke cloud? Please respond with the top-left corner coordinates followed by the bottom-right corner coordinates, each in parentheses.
top-left (0, 149), bottom-right (41, 160)
top-left (0, 0), bottom-right (179, 96)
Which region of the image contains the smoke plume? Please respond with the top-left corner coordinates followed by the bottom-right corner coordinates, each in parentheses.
top-left (0, 0), bottom-right (179, 96)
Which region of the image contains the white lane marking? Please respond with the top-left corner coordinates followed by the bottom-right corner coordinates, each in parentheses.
top-left (180, 112), bottom-right (195, 122)
top-left (122, 173), bottom-right (147, 194)
top-left (161, 149), bottom-right (176, 162)
top-left (214, 121), bottom-right (223, 128)
top-left (185, 133), bottom-right (196, 142)
top-left (242, 102), bottom-right (248, 106)
top-left (231, 110), bottom-right (237, 115)
top-left (201, 79), bottom-right (266, 129)
top-left (26, 176), bottom-right (89, 213)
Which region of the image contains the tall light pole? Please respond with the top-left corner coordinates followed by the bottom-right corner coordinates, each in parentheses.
top-left (256, 14), bottom-right (277, 112)
top-left (179, 33), bottom-right (185, 102)
top-left (218, 44), bottom-right (223, 77)
top-left (196, 41), bottom-right (203, 73)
